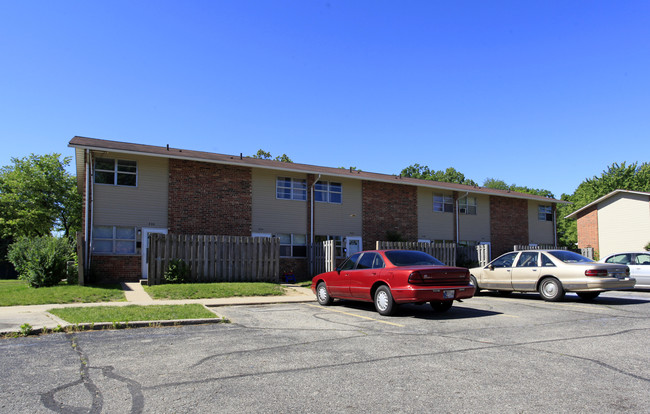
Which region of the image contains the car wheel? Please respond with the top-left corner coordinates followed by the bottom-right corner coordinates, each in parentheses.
top-left (470, 275), bottom-right (480, 295)
top-left (430, 300), bottom-right (453, 313)
top-left (577, 291), bottom-right (601, 301)
top-left (316, 282), bottom-right (333, 306)
top-left (374, 285), bottom-right (396, 316)
top-left (538, 277), bottom-right (565, 302)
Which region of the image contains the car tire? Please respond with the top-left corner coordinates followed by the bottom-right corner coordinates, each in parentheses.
top-left (470, 275), bottom-right (480, 295)
top-left (430, 300), bottom-right (453, 313)
top-left (316, 282), bottom-right (333, 306)
top-left (538, 277), bottom-right (565, 302)
top-left (577, 291), bottom-right (601, 301)
top-left (374, 285), bottom-right (396, 316)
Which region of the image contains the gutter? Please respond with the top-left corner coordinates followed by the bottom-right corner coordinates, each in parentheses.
top-left (456, 191), bottom-right (469, 244)
top-left (310, 174), bottom-right (321, 276)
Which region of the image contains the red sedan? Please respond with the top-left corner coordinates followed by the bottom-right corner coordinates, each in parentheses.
top-left (311, 250), bottom-right (475, 316)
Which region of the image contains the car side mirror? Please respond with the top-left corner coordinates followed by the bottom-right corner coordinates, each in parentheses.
top-left (335, 267), bottom-right (341, 274)
top-left (488, 265), bottom-right (494, 271)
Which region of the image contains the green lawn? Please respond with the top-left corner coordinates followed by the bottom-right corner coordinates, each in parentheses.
top-left (49, 304), bottom-right (219, 324)
top-left (0, 279), bottom-right (125, 306)
top-left (144, 282), bottom-right (286, 300)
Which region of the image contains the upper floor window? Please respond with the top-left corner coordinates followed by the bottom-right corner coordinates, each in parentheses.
top-left (277, 177), bottom-right (306, 201)
top-left (315, 235), bottom-right (343, 257)
top-left (433, 194), bottom-right (454, 213)
top-left (315, 181), bottom-right (342, 204)
top-left (459, 196), bottom-right (477, 215)
top-left (92, 225), bottom-right (136, 254)
top-left (94, 157), bottom-right (137, 186)
top-left (538, 205), bottom-right (553, 221)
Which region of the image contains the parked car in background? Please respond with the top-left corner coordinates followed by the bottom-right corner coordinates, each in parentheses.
top-left (312, 250), bottom-right (475, 316)
top-left (469, 250), bottom-right (635, 301)
top-left (600, 252), bottom-right (650, 289)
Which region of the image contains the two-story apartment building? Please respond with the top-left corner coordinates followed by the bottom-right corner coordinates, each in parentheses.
top-left (70, 136), bottom-right (565, 282)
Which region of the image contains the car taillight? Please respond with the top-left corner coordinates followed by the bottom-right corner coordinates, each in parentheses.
top-left (585, 269), bottom-right (608, 277)
top-left (408, 271), bottom-right (424, 284)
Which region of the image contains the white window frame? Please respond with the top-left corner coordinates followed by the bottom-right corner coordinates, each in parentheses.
top-left (434, 194), bottom-right (454, 213)
top-left (94, 157), bottom-right (138, 187)
top-left (92, 225), bottom-right (137, 255)
top-left (538, 205), bottom-right (553, 221)
top-left (458, 196), bottom-right (477, 215)
top-left (314, 181), bottom-right (342, 204)
top-left (276, 177), bottom-right (307, 201)
top-left (277, 233), bottom-right (307, 257)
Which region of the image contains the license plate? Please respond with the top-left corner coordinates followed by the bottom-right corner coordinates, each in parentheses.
top-left (443, 290), bottom-right (455, 299)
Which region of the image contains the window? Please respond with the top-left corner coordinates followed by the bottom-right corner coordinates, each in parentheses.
top-left (635, 253), bottom-right (650, 265)
top-left (434, 194), bottom-right (454, 213)
top-left (356, 252), bottom-right (385, 269)
top-left (605, 254), bottom-right (632, 264)
top-left (490, 252), bottom-right (518, 268)
top-left (538, 205), bottom-right (553, 221)
top-left (277, 177), bottom-right (307, 200)
top-left (315, 235), bottom-right (343, 257)
top-left (458, 196), bottom-right (477, 215)
top-left (92, 226), bottom-right (136, 254)
top-left (516, 252), bottom-right (539, 267)
top-left (94, 157), bottom-right (137, 186)
top-left (541, 254), bottom-right (556, 267)
top-left (339, 253), bottom-right (361, 270)
top-left (278, 233), bottom-right (307, 257)
top-left (315, 181), bottom-right (342, 204)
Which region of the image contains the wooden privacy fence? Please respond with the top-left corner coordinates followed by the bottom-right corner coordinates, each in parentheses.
top-left (375, 241), bottom-right (456, 266)
top-left (476, 244), bottom-right (490, 267)
top-left (514, 244), bottom-right (567, 251)
top-left (147, 234), bottom-right (280, 285)
top-left (313, 240), bottom-right (336, 275)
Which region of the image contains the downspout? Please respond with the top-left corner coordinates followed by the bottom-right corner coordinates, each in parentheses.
top-left (88, 151), bottom-right (95, 274)
top-left (456, 191), bottom-right (469, 244)
top-left (310, 174), bottom-right (322, 277)
top-left (553, 206), bottom-right (557, 247)
top-left (84, 149), bottom-right (90, 273)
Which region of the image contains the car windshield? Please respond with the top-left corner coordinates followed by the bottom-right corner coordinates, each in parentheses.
top-left (384, 250), bottom-right (444, 266)
top-left (548, 250), bottom-right (593, 263)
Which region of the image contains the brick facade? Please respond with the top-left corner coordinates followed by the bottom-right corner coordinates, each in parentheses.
top-left (91, 255), bottom-right (141, 282)
top-left (168, 159), bottom-right (252, 235)
top-left (490, 196), bottom-right (529, 257)
top-left (576, 206), bottom-right (599, 253)
top-left (362, 181), bottom-right (418, 251)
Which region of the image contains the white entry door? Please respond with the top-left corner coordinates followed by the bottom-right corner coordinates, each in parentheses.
top-left (345, 237), bottom-right (363, 257)
top-left (141, 228), bottom-right (168, 279)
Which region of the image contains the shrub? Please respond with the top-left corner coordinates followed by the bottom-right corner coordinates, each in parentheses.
top-left (7, 236), bottom-right (75, 288)
top-left (645, 241), bottom-right (650, 252)
top-left (164, 259), bottom-right (190, 284)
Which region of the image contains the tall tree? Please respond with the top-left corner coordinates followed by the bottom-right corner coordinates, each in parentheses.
top-left (401, 164), bottom-right (478, 186)
top-left (0, 154), bottom-right (81, 238)
top-left (483, 178), bottom-right (555, 198)
top-left (251, 149), bottom-right (293, 163)
top-left (557, 162), bottom-right (650, 247)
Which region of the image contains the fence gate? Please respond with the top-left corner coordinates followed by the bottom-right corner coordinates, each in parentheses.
top-left (313, 240), bottom-right (336, 275)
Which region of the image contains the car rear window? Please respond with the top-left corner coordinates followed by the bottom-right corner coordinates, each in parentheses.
top-left (548, 250), bottom-right (593, 263)
top-left (384, 251), bottom-right (444, 266)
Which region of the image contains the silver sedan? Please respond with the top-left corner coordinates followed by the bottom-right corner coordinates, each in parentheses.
top-left (469, 250), bottom-right (636, 301)
top-left (600, 252), bottom-right (650, 289)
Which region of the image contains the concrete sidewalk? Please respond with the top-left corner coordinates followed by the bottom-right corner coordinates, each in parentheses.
top-left (0, 282), bottom-right (316, 335)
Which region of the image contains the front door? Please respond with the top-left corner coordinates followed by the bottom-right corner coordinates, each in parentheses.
top-left (345, 237), bottom-right (362, 257)
top-left (141, 228), bottom-right (168, 279)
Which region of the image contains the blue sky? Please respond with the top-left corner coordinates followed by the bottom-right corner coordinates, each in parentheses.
top-left (1, 1), bottom-right (648, 198)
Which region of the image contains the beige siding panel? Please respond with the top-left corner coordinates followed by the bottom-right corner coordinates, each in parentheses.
top-left (598, 193), bottom-right (650, 257)
top-left (458, 194), bottom-right (490, 242)
top-left (251, 169), bottom-right (307, 235)
top-left (528, 201), bottom-right (555, 245)
top-left (314, 178), bottom-right (362, 237)
top-left (417, 188), bottom-right (454, 241)
top-left (93, 153), bottom-right (168, 228)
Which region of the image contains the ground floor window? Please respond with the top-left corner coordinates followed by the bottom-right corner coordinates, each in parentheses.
top-left (93, 226), bottom-right (136, 254)
top-left (278, 233), bottom-right (307, 257)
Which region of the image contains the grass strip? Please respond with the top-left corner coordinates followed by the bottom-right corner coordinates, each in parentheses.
top-left (0, 279), bottom-right (125, 306)
top-left (144, 282), bottom-right (285, 300)
top-left (48, 304), bottom-right (218, 324)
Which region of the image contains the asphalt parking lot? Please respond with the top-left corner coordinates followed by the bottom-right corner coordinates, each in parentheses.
top-left (1, 290), bottom-right (649, 413)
